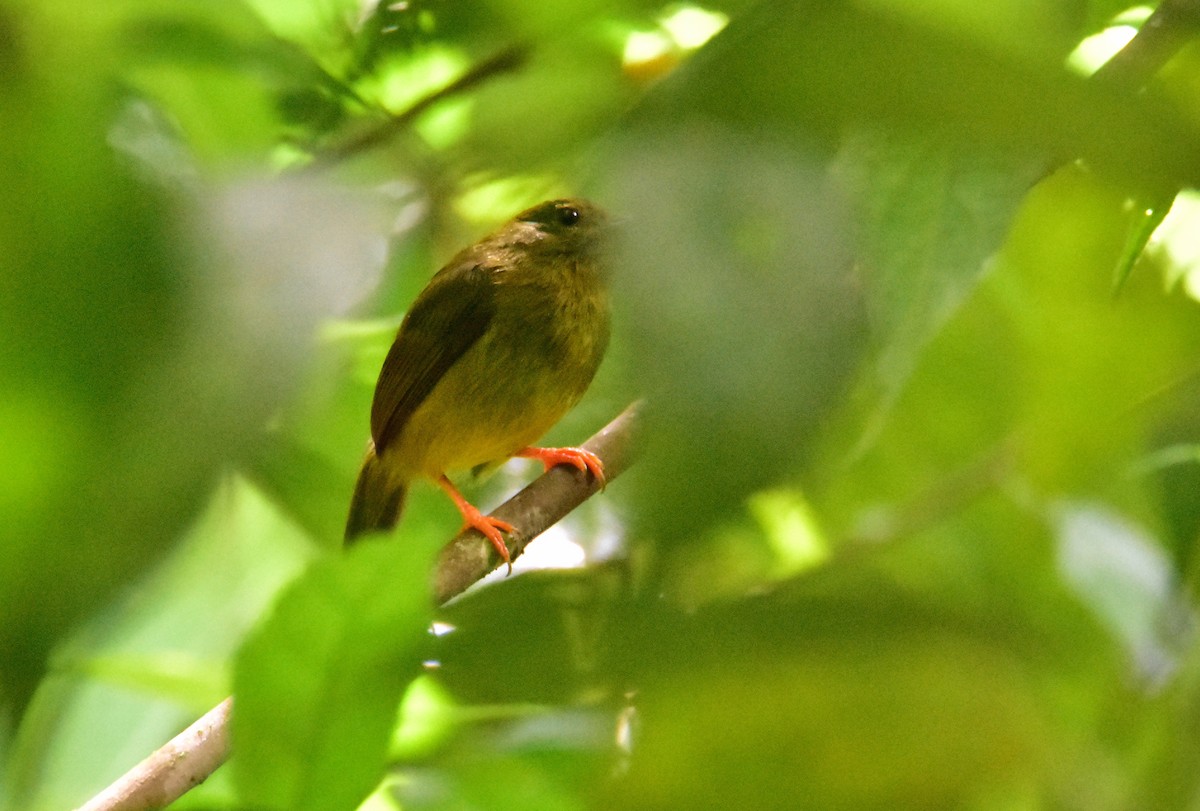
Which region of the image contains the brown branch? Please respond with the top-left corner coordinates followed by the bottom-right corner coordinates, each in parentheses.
top-left (1091, 0), bottom-right (1200, 91)
top-left (75, 401), bottom-right (642, 811)
top-left (434, 399), bottom-right (643, 604)
top-left (304, 44), bottom-right (529, 172)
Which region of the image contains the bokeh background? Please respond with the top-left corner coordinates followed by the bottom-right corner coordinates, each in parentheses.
top-left (4, 1), bottom-right (1200, 809)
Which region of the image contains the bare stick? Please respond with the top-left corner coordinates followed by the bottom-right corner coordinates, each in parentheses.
top-left (76, 698), bottom-right (232, 811)
top-left (305, 44), bottom-right (528, 171)
top-left (1091, 0), bottom-right (1200, 90)
top-left (76, 401), bottom-right (642, 811)
top-left (434, 399), bottom-right (643, 604)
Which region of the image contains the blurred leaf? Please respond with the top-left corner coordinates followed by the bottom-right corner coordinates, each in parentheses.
top-left (635, 568), bottom-right (1114, 808)
top-left (997, 165), bottom-right (1200, 493)
top-left (0, 1), bottom-right (197, 715)
top-left (603, 127), bottom-right (866, 547)
top-left (1084, 0), bottom-right (1146, 33)
top-left (818, 162), bottom-right (1200, 525)
top-left (72, 652), bottom-right (227, 707)
top-left (1112, 188), bottom-right (1174, 294)
top-left (7, 475), bottom-right (315, 811)
top-left (612, 627), bottom-right (1047, 810)
top-left (399, 568), bottom-right (639, 811)
top-left (435, 567), bottom-right (627, 706)
top-left (12, 0), bottom-right (1200, 809)
top-left (242, 0), bottom-right (361, 75)
top-left (233, 537), bottom-right (438, 811)
top-left (832, 130), bottom-right (1049, 450)
top-left (1139, 377), bottom-right (1200, 576)
top-left (638, 1), bottom-right (1200, 191)
top-left (119, 3), bottom-right (343, 160)
top-left (249, 435), bottom-right (355, 546)
top-left (860, 0), bottom-right (1084, 60)
top-left (1054, 501), bottom-right (1192, 688)
top-left (516, 549), bottom-right (1121, 809)
top-left (0, 0), bottom-right (393, 725)
top-left (461, 40), bottom-right (630, 175)
top-left (390, 705), bottom-right (617, 811)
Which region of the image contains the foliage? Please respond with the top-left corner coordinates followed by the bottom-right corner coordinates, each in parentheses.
top-left (4, 0), bottom-right (1200, 809)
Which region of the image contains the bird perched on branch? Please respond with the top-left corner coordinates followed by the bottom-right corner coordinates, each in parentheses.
top-left (345, 198), bottom-right (611, 569)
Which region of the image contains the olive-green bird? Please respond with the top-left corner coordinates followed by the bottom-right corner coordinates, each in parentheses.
top-left (344, 198), bottom-right (611, 566)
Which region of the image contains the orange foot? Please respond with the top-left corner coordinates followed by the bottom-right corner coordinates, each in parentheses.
top-left (437, 475), bottom-right (515, 573)
top-left (518, 446), bottom-right (606, 488)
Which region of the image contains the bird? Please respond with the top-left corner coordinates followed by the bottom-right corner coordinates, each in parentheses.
top-left (344, 198), bottom-right (611, 569)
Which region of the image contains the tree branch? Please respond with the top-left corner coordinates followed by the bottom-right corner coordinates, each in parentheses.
top-left (76, 698), bottom-right (232, 811)
top-left (434, 400), bottom-right (643, 604)
top-left (1091, 0), bottom-right (1200, 90)
top-left (75, 401), bottom-right (642, 811)
top-left (305, 44), bottom-right (529, 172)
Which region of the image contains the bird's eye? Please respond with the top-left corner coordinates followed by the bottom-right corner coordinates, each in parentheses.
top-left (557, 206), bottom-right (581, 227)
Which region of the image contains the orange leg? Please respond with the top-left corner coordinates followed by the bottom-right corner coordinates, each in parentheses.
top-left (517, 446), bottom-right (606, 488)
top-left (437, 475), bottom-right (515, 572)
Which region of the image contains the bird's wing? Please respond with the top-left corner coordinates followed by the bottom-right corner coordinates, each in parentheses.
top-left (370, 262), bottom-right (497, 453)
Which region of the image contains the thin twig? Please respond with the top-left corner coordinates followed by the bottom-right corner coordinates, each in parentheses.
top-left (75, 402), bottom-right (642, 811)
top-left (1091, 0), bottom-right (1200, 90)
top-left (434, 400), bottom-right (643, 604)
top-left (304, 44), bottom-right (529, 172)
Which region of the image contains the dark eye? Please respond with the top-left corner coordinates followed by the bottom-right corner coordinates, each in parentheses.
top-left (557, 206), bottom-right (581, 226)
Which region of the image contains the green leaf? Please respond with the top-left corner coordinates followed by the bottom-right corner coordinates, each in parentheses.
top-left (603, 127), bottom-right (866, 547)
top-left (638, 2), bottom-right (1200, 190)
top-left (833, 130), bottom-right (1049, 449)
top-left (8, 475), bottom-right (315, 811)
top-left (1112, 188), bottom-right (1175, 295)
top-left (0, 2), bottom-right (198, 713)
top-left (233, 538), bottom-right (437, 811)
top-left (1053, 501), bottom-right (1185, 686)
top-left (606, 550), bottom-right (1119, 809)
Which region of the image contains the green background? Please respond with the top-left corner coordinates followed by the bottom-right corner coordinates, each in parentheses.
top-left (4, 0), bottom-right (1200, 808)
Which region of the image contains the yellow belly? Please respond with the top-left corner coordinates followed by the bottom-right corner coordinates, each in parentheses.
top-left (378, 338), bottom-right (588, 482)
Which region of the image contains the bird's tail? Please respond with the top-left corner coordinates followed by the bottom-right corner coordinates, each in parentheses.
top-left (344, 444), bottom-right (407, 545)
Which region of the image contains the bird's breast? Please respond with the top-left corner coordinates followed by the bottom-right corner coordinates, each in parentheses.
top-left (382, 263), bottom-right (610, 481)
